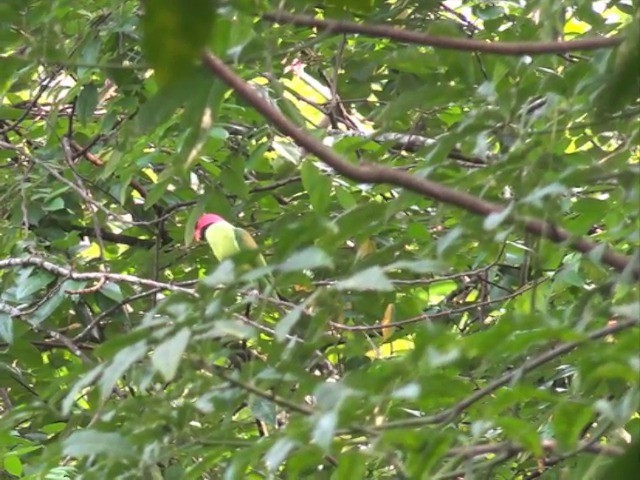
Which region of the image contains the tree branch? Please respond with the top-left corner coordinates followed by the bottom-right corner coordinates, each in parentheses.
top-left (262, 11), bottom-right (623, 55)
top-left (1, 301), bottom-right (92, 362)
top-left (0, 256), bottom-right (197, 296)
top-left (200, 52), bottom-right (638, 279)
top-left (330, 278), bottom-right (546, 332)
top-left (70, 225), bottom-right (155, 247)
top-left (326, 130), bottom-right (487, 165)
top-left (249, 175), bottom-right (302, 193)
top-left (370, 317), bottom-right (639, 430)
top-left (445, 438), bottom-right (623, 459)
top-left (212, 366), bottom-right (314, 416)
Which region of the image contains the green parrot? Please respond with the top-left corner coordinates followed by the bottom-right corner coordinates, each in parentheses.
top-left (194, 213), bottom-right (266, 268)
top-left (195, 214), bottom-right (293, 335)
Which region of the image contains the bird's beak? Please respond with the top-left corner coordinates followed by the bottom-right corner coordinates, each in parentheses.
top-left (194, 229), bottom-right (201, 242)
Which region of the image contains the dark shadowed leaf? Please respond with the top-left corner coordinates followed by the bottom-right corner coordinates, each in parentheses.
top-left (142, 0), bottom-right (215, 86)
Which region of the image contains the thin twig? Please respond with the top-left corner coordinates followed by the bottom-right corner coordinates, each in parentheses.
top-left (330, 278), bottom-right (545, 332)
top-left (368, 317), bottom-right (639, 431)
top-left (212, 366), bottom-right (314, 416)
top-left (444, 438), bottom-right (623, 459)
top-left (0, 256), bottom-right (197, 296)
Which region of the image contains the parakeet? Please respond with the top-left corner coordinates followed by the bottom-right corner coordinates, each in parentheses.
top-left (194, 213), bottom-right (266, 268)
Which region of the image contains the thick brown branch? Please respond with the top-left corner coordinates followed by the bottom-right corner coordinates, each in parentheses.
top-left (263, 11), bottom-right (623, 55)
top-left (200, 52), bottom-right (637, 278)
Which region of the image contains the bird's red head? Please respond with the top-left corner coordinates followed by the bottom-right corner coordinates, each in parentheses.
top-left (194, 213), bottom-right (225, 241)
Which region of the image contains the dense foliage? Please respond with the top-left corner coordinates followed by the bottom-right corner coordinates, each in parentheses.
top-left (1, 1), bottom-right (638, 478)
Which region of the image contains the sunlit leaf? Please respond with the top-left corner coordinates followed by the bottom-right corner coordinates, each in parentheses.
top-left (264, 438), bottom-right (297, 471)
top-left (279, 247), bottom-right (333, 272)
top-left (311, 411), bottom-right (338, 450)
top-left (0, 314), bottom-right (13, 344)
top-left (336, 266), bottom-right (394, 291)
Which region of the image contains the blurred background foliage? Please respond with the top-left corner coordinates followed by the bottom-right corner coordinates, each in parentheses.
top-left (0, 0), bottom-right (638, 478)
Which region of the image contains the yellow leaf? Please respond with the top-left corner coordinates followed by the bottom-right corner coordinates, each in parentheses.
top-left (381, 303), bottom-right (395, 341)
top-left (78, 242), bottom-right (101, 260)
top-left (356, 238), bottom-right (376, 261)
top-left (366, 338), bottom-right (414, 359)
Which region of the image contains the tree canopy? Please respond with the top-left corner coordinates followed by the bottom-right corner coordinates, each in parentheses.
top-left (0, 1), bottom-right (638, 478)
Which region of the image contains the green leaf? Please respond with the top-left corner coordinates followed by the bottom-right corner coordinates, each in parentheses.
top-left (386, 259), bottom-right (444, 274)
top-left (495, 417), bottom-right (543, 457)
top-left (217, 158), bottom-right (249, 198)
top-left (377, 84), bottom-right (434, 124)
top-left (202, 259), bottom-right (236, 286)
top-left (142, 0), bottom-right (215, 87)
top-left (209, 319), bottom-right (256, 339)
top-left (264, 438), bottom-right (297, 471)
top-left (312, 411), bottom-right (338, 450)
top-left (301, 160), bottom-right (332, 214)
top-left (180, 77), bottom-right (227, 169)
top-left (62, 365), bottom-right (105, 416)
top-left (164, 465), bottom-right (186, 480)
top-left (0, 314), bottom-right (13, 343)
top-left (279, 247), bottom-right (333, 272)
top-left (184, 199), bottom-right (206, 247)
top-left (76, 83), bottom-right (98, 125)
top-left (144, 178), bottom-right (171, 209)
top-left (3, 454), bottom-right (22, 476)
top-left (30, 281), bottom-right (81, 325)
top-left (521, 183), bottom-right (568, 206)
top-left (151, 327), bottom-right (191, 382)
top-left (99, 341), bottom-right (148, 399)
top-left (552, 401), bottom-right (594, 450)
top-left (274, 304), bottom-right (304, 342)
top-left (336, 266), bottom-right (394, 291)
top-left (136, 88), bottom-right (183, 134)
top-left (483, 203), bottom-right (514, 231)
top-left (99, 283), bottom-right (124, 302)
top-left (42, 197), bottom-right (65, 211)
top-left (612, 303), bottom-right (640, 320)
top-left (14, 271), bottom-right (54, 301)
top-left (474, 5), bottom-right (504, 20)
top-left (601, 437), bottom-right (640, 478)
top-left (330, 451), bottom-right (368, 479)
top-left (595, 20), bottom-right (640, 115)
top-left (437, 226), bottom-right (463, 256)
top-left (62, 430), bottom-right (134, 458)
top-left (210, 12), bottom-right (255, 59)
top-left (249, 396), bottom-right (276, 426)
